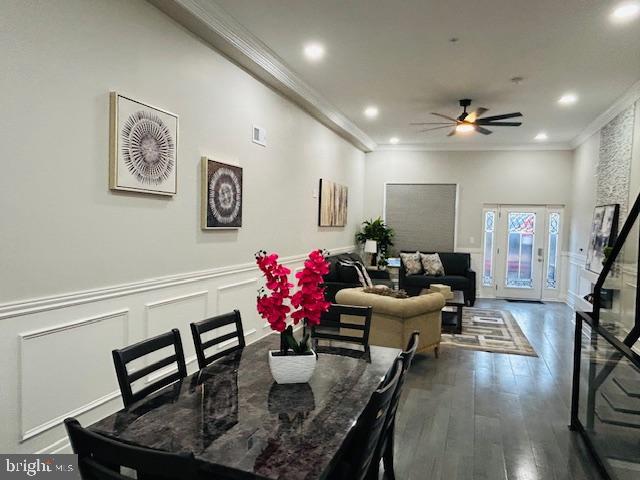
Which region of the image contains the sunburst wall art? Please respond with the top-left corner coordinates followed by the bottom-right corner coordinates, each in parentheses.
top-left (201, 157), bottom-right (243, 229)
top-left (109, 92), bottom-right (178, 195)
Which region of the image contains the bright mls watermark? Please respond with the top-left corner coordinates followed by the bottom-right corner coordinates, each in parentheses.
top-left (1, 455), bottom-right (80, 479)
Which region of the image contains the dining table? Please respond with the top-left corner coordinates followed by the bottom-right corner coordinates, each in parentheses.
top-left (91, 333), bottom-right (400, 480)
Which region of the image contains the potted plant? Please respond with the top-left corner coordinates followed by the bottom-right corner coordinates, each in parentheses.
top-left (355, 217), bottom-right (394, 268)
top-left (256, 249), bottom-right (330, 384)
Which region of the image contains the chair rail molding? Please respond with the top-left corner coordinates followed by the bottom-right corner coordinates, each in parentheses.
top-left (147, 0), bottom-right (375, 152)
top-left (0, 246), bottom-right (355, 321)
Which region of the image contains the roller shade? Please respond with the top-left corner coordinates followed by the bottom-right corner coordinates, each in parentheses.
top-left (385, 183), bottom-right (457, 252)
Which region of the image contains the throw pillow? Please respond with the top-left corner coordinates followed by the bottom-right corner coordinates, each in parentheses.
top-left (421, 253), bottom-right (445, 276)
top-left (338, 260), bottom-right (374, 288)
top-left (400, 252), bottom-right (423, 275)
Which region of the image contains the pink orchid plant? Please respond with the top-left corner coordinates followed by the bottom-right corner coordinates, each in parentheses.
top-left (256, 249), bottom-right (330, 354)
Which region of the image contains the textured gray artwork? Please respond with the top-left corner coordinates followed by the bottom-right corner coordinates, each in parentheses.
top-left (121, 111), bottom-right (175, 185)
top-left (597, 103), bottom-right (636, 222)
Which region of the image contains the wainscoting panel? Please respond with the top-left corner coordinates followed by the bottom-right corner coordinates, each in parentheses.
top-left (19, 310), bottom-right (129, 441)
top-left (217, 278), bottom-right (260, 343)
top-left (145, 291), bottom-right (208, 374)
top-left (0, 246), bottom-right (355, 454)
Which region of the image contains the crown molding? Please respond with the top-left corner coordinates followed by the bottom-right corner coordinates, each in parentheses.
top-left (571, 78), bottom-right (640, 149)
top-left (374, 142), bottom-right (572, 152)
top-left (147, 0), bottom-right (376, 152)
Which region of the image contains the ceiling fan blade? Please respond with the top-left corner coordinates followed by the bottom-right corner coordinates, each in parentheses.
top-left (466, 107), bottom-right (488, 123)
top-left (475, 125), bottom-right (493, 135)
top-left (410, 122), bottom-right (454, 125)
top-left (447, 128), bottom-right (457, 137)
top-left (419, 125), bottom-right (455, 132)
top-left (476, 112), bottom-right (522, 123)
top-left (478, 121), bottom-right (522, 127)
top-left (431, 112), bottom-right (459, 122)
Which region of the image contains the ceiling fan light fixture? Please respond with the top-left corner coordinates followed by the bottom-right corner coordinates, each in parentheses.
top-left (455, 124), bottom-right (475, 134)
top-left (534, 132), bottom-right (548, 141)
top-left (364, 106), bottom-right (379, 118)
top-left (558, 93), bottom-right (578, 106)
top-left (611, 2), bottom-right (640, 23)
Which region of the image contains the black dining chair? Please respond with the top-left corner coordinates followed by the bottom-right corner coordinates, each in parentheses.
top-left (112, 329), bottom-right (187, 408)
top-left (64, 417), bottom-right (200, 479)
top-left (329, 357), bottom-right (403, 480)
top-left (190, 310), bottom-right (245, 370)
top-left (311, 304), bottom-right (373, 354)
top-left (373, 331), bottom-right (421, 480)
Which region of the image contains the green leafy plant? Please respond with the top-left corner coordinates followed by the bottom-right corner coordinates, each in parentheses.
top-left (355, 217), bottom-right (394, 267)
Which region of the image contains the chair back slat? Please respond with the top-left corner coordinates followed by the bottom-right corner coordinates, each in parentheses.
top-left (112, 329), bottom-right (187, 408)
top-left (311, 304), bottom-right (372, 353)
top-left (65, 418), bottom-right (199, 479)
top-left (349, 358), bottom-right (402, 480)
top-left (191, 310), bottom-right (245, 370)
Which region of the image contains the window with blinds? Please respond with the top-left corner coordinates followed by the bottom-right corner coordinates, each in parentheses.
top-left (384, 183), bottom-right (457, 252)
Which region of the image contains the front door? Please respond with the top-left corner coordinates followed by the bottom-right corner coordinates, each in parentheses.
top-left (495, 207), bottom-right (546, 300)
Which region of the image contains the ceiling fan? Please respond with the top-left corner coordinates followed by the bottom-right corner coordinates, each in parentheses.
top-left (411, 99), bottom-right (523, 136)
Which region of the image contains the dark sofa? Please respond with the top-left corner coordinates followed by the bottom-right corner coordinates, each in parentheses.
top-left (399, 251), bottom-right (476, 306)
top-left (322, 252), bottom-right (393, 302)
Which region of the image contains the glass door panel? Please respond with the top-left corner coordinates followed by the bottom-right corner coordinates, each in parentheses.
top-left (496, 207), bottom-right (545, 300)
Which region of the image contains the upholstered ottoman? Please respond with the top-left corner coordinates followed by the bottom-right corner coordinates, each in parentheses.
top-left (335, 288), bottom-right (445, 356)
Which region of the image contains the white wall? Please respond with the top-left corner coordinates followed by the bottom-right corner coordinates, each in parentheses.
top-left (566, 100), bottom-right (640, 311)
top-left (364, 149), bottom-right (574, 300)
top-left (0, 0), bottom-right (363, 453)
top-left (0, 0), bottom-right (364, 304)
top-left (364, 149), bottom-right (574, 249)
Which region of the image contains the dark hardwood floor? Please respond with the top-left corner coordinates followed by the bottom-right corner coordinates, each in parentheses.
top-left (392, 299), bottom-right (604, 480)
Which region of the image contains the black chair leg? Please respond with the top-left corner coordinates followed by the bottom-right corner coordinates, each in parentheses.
top-left (382, 431), bottom-right (395, 480)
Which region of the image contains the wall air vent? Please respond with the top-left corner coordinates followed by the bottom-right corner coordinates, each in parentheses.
top-left (252, 125), bottom-right (266, 146)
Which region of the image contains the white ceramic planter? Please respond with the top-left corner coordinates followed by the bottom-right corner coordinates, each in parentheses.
top-left (268, 350), bottom-right (317, 384)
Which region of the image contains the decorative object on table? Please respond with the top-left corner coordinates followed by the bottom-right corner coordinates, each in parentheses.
top-left (364, 239), bottom-right (378, 266)
top-left (201, 157), bottom-right (243, 229)
top-left (109, 92), bottom-right (178, 195)
top-left (399, 251), bottom-right (422, 275)
top-left (425, 283), bottom-right (453, 300)
top-left (362, 287), bottom-right (409, 299)
top-left (585, 204), bottom-right (619, 274)
top-left (256, 249), bottom-right (330, 384)
top-left (355, 218), bottom-right (394, 268)
top-left (420, 253), bottom-right (445, 276)
top-left (318, 179), bottom-right (348, 227)
top-left (440, 307), bottom-right (537, 357)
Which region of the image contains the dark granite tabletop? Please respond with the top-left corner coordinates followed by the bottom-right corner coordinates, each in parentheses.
top-left (91, 333), bottom-right (399, 480)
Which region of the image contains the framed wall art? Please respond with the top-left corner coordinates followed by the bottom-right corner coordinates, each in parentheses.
top-left (201, 157), bottom-right (243, 229)
top-left (318, 179), bottom-right (348, 227)
top-left (109, 92), bottom-right (178, 195)
top-left (585, 204), bottom-right (619, 274)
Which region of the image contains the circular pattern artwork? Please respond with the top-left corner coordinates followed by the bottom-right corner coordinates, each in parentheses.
top-left (209, 167), bottom-right (242, 225)
top-left (121, 110), bottom-right (175, 185)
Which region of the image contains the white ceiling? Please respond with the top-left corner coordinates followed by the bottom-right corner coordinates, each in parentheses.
top-left (213, 0), bottom-right (640, 148)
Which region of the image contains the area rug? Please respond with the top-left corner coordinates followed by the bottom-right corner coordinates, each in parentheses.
top-left (441, 307), bottom-right (538, 357)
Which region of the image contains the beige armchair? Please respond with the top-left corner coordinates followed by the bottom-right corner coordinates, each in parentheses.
top-left (335, 288), bottom-right (445, 356)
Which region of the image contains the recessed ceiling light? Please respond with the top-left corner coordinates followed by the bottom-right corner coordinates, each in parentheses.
top-left (611, 2), bottom-right (640, 22)
top-left (303, 42), bottom-right (325, 61)
top-left (455, 124), bottom-right (474, 134)
top-left (534, 132), bottom-right (548, 141)
top-left (558, 93), bottom-right (578, 106)
top-left (389, 137), bottom-right (399, 144)
top-left (364, 106), bottom-right (379, 118)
